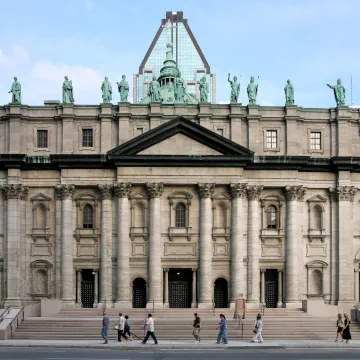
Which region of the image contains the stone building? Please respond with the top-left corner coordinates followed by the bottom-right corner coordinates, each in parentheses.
top-left (1, 11), bottom-right (360, 312)
top-left (0, 101), bottom-right (360, 310)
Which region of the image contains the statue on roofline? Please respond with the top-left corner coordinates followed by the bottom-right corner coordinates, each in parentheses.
top-left (327, 78), bottom-right (345, 106)
top-left (228, 73), bottom-right (240, 104)
top-left (9, 77), bottom-right (21, 104)
top-left (247, 76), bottom-right (258, 105)
top-left (199, 75), bottom-right (209, 103)
top-left (117, 75), bottom-right (129, 102)
top-left (284, 79), bottom-right (295, 106)
top-left (62, 76), bottom-right (74, 104)
top-left (101, 77), bottom-right (112, 103)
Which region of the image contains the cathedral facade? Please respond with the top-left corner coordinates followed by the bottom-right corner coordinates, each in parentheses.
top-left (0, 102), bottom-right (360, 310)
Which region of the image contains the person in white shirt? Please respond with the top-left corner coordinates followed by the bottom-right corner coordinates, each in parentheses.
top-left (141, 313), bottom-right (158, 344)
top-left (251, 314), bottom-right (264, 343)
top-left (117, 312), bottom-right (127, 342)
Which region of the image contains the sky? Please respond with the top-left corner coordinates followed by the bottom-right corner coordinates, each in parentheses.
top-left (0, 0), bottom-right (359, 107)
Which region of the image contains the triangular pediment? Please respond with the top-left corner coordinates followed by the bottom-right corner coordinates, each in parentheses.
top-left (108, 117), bottom-right (253, 160)
top-left (307, 194), bottom-right (327, 203)
top-left (31, 193), bottom-right (51, 201)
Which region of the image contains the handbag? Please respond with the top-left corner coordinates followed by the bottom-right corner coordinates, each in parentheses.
top-left (114, 325), bottom-right (119, 330)
top-left (253, 329), bottom-right (258, 334)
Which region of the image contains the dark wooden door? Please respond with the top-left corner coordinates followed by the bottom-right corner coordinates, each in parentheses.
top-left (132, 279), bottom-right (146, 308)
top-left (214, 278), bottom-right (228, 308)
top-left (81, 281), bottom-right (94, 308)
top-left (169, 281), bottom-right (190, 308)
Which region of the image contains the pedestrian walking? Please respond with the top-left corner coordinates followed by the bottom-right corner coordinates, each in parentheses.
top-left (142, 313), bottom-right (158, 344)
top-left (335, 313), bottom-right (344, 342)
top-left (342, 313), bottom-right (351, 344)
top-left (117, 312), bottom-right (127, 342)
top-left (251, 314), bottom-right (263, 343)
top-left (216, 314), bottom-right (228, 344)
top-left (192, 312), bottom-right (201, 343)
top-left (124, 315), bottom-right (132, 341)
top-left (101, 312), bottom-right (109, 344)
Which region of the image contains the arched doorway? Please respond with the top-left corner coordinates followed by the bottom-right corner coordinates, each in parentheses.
top-left (132, 278), bottom-right (146, 308)
top-left (214, 278), bottom-right (228, 308)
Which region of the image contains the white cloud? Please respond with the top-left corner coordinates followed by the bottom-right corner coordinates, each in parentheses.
top-left (30, 61), bottom-right (104, 104)
top-left (0, 45), bottom-right (29, 69)
top-left (219, 101), bottom-right (228, 104)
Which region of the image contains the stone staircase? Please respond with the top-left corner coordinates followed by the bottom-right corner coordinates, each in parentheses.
top-left (12, 308), bottom-right (360, 340)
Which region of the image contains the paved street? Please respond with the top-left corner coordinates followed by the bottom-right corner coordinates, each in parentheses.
top-left (0, 348), bottom-right (360, 360)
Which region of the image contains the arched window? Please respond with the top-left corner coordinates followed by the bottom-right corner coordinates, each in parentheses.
top-left (35, 203), bottom-right (47, 229)
top-left (216, 203), bottom-right (227, 228)
top-left (311, 205), bottom-right (322, 230)
top-left (175, 203), bottom-right (186, 227)
top-left (83, 204), bottom-right (94, 229)
top-left (266, 205), bottom-right (277, 229)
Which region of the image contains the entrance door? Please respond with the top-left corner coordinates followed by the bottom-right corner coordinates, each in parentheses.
top-left (214, 278), bottom-right (228, 308)
top-left (265, 269), bottom-right (278, 308)
top-left (169, 269), bottom-right (192, 308)
top-left (132, 278), bottom-right (147, 308)
top-left (81, 269), bottom-right (94, 308)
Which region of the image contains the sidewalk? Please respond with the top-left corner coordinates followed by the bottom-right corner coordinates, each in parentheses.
top-left (1, 339), bottom-right (360, 350)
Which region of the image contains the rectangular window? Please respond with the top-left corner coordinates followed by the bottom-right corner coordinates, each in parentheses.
top-left (310, 132), bottom-right (321, 150)
top-left (266, 130), bottom-right (278, 149)
top-left (82, 128), bottom-right (93, 147)
top-left (217, 128), bottom-right (224, 137)
top-left (37, 130), bottom-right (48, 148)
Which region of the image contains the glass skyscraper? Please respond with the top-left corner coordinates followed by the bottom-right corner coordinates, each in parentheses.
top-left (133, 11), bottom-right (216, 103)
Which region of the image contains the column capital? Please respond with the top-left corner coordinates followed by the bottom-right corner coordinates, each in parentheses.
top-left (336, 186), bottom-right (357, 202)
top-left (146, 182), bottom-right (164, 198)
top-left (277, 269), bottom-right (283, 273)
top-left (55, 184), bottom-right (75, 200)
top-left (98, 184), bottom-right (113, 200)
top-left (114, 182), bottom-right (132, 198)
top-left (260, 269), bottom-right (266, 273)
top-left (230, 183), bottom-right (247, 198)
top-left (285, 185), bottom-right (307, 201)
top-left (197, 183), bottom-right (215, 198)
top-left (246, 185), bottom-right (263, 200)
top-left (191, 268), bottom-right (198, 272)
top-left (163, 268), bottom-right (169, 272)
top-left (2, 184), bottom-right (29, 199)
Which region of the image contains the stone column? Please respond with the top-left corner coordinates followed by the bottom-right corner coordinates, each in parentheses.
top-left (355, 269), bottom-right (360, 304)
top-left (164, 268), bottom-right (169, 307)
top-left (146, 182), bottom-right (164, 308)
top-left (277, 270), bottom-right (283, 307)
top-left (229, 183), bottom-right (247, 308)
top-left (3, 184), bottom-right (28, 307)
top-left (93, 270), bottom-right (99, 308)
top-left (246, 185), bottom-right (263, 308)
top-left (284, 185), bottom-right (306, 308)
top-left (336, 186), bottom-right (357, 302)
top-left (113, 182), bottom-right (131, 308)
top-left (191, 268), bottom-right (197, 308)
top-left (56, 184), bottom-right (75, 307)
top-left (198, 183), bottom-right (215, 309)
top-left (260, 269), bottom-right (266, 305)
top-left (76, 270), bottom-right (82, 307)
top-left (98, 185), bottom-right (113, 306)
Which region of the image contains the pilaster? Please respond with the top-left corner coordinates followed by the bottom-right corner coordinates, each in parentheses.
top-left (61, 105), bottom-right (74, 154)
top-left (100, 104), bottom-right (113, 153)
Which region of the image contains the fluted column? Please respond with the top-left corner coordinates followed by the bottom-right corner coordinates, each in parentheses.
top-left (164, 268), bottom-right (169, 307)
top-left (98, 185), bottom-right (114, 306)
top-left (191, 268), bottom-right (197, 308)
top-left (146, 182), bottom-right (163, 308)
top-left (277, 270), bottom-right (283, 307)
top-left (246, 185), bottom-right (262, 307)
top-left (113, 182), bottom-right (131, 308)
top-left (229, 183), bottom-right (247, 307)
top-left (3, 184), bottom-right (28, 307)
top-left (198, 183), bottom-right (215, 308)
top-left (336, 186), bottom-right (357, 302)
top-left (285, 185), bottom-right (306, 307)
top-left (56, 184), bottom-right (75, 307)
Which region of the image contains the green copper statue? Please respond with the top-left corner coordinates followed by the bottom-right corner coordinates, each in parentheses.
top-left (174, 72), bottom-right (186, 103)
top-left (284, 79), bottom-right (294, 106)
top-left (9, 77), bottom-right (21, 104)
top-left (199, 75), bottom-right (209, 103)
top-left (148, 76), bottom-right (161, 102)
top-left (117, 75), bottom-right (129, 102)
top-left (101, 77), bottom-right (112, 103)
top-left (62, 76), bottom-right (74, 104)
top-left (228, 73), bottom-right (240, 103)
top-left (327, 78), bottom-right (345, 106)
top-left (247, 76), bottom-right (258, 104)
